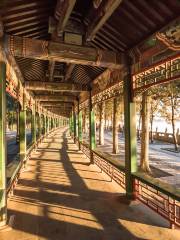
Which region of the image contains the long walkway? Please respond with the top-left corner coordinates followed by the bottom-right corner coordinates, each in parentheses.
top-left (0, 128), bottom-right (179, 240)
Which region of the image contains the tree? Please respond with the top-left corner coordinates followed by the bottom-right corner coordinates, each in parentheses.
top-left (158, 82), bottom-right (180, 151)
top-left (149, 97), bottom-right (161, 143)
top-left (140, 91), bottom-right (151, 173)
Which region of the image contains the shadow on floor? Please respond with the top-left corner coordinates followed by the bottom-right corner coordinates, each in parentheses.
top-left (3, 129), bottom-right (171, 240)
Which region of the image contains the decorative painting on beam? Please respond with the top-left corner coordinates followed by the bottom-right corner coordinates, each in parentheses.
top-left (156, 18), bottom-right (180, 51)
top-left (130, 18), bottom-right (180, 75)
top-left (6, 60), bottom-right (23, 105)
top-left (92, 68), bottom-right (125, 96)
top-left (129, 18), bottom-right (180, 96)
top-left (5, 52), bottom-right (56, 117)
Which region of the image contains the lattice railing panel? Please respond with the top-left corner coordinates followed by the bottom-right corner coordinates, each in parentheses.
top-left (134, 179), bottom-right (180, 227)
top-left (80, 143), bottom-right (90, 159)
top-left (93, 152), bottom-right (125, 189)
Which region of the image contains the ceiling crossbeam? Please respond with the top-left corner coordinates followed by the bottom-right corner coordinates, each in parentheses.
top-left (5, 35), bottom-right (125, 69)
top-left (25, 81), bottom-right (88, 92)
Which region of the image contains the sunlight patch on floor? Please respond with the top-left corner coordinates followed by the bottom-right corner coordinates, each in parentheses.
top-left (118, 219), bottom-right (179, 240)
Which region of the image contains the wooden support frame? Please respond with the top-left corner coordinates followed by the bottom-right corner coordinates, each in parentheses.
top-left (41, 102), bottom-right (73, 107)
top-left (48, 60), bottom-right (55, 82)
top-left (112, 97), bottom-right (118, 154)
top-left (86, 0), bottom-right (122, 41)
top-left (124, 61), bottom-right (137, 199)
top-left (35, 95), bottom-right (77, 102)
top-left (31, 102), bottom-right (36, 144)
top-left (46, 107), bottom-right (72, 113)
top-left (25, 81), bottom-right (88, 92)
top-left (5, 35), bottom-right (125, 69)
top-left (55, 0), bottom-right (76, 36)
top-left (0, 53), bottom-right (7, 226)
top-left (64, 64), bottom-right (75, 81)
top-left (89, 90), bottom-right (96, 163)
top-left (99, 101), bottom-right (105, 145)
top-left (20, 92), bottom-right (26, 162)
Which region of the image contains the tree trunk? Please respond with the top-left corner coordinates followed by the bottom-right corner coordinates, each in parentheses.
top-left (150, 115), bottom-right (154, 143)
top-left (105, 114), bottom-right (107, 131)
top-left (137, 107), bottom-right (142, 140)
top-left (112, 98), bottom-right (118, 153)
top-left (99, 102), bottom-right (105, 145)
top-left (140, 91), bottom-right (151, 173)
top-left (82, 110), bottom-right (86, 134)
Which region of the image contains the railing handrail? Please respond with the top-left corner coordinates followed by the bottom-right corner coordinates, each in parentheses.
top-left (132, 172), bottom-right (180, 201)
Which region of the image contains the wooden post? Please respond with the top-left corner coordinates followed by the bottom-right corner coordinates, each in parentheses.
top-left (70, 114), bottom-right (72, 136)
top-left (44, 116), bottom-right (47, 134)
top-left (20, 92), bottom-right (26, 162)
top-left (113, 97), bottom-right (119, 154)
top-left (73, 108), bottom-right (76, 143)
top-left (32, 102), bottom-right (36, 144)
top-left (16, 103), bottom-right (20, 143)
top-left (78, 110), bottom-right (82, 144)
top-left (124, 60), bottom-right (137, 199)
top-left (99, 102), bottom-right (105, 145)
top-left (0, 53), bottom-right (7, 226)
top-left (47, 116), bottom-right (49, 132)
top-left (89, 90), bottom-right (96, 162)
top-left (37, 113), bottom-right (41, 138)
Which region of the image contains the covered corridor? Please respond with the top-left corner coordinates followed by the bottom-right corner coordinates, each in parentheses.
top-left (0, 0), bottom-right (180, 238)
top-left (0, 128), bottom-right (179, 240)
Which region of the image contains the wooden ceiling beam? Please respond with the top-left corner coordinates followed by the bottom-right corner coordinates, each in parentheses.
top-left (46, 106), bottom-right (72, 111)
top-left (41, 102), bottom-right (73, 107)
top-left (64, 63), bottom-right (75, 81)
top-left (54, 0), bottom-right (76, 36)
top-left (86, 0), bottom-right (122, 41)
top-left (25, 81), bottom-right (88, 92)
top-left (48, 60), bottom-right (55, 81)
top-left (5, 35), bottom-right (126, 69)
top-left (35, 95), bottom-right (77, 102)
top-left (49, 110), bottom-right (70, 115)
top-left (48, 0), bottom-right (76, 84)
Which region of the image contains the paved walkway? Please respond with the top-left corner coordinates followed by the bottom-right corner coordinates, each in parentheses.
top-left (0, 128), bottom-right (179, 240)
top-left (94, 131), bottom-right (180, 188)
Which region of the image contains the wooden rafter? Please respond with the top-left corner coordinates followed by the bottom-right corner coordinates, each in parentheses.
top-left (25, 81), bottom-right (88, 92)
top-left (48, 1), bottom-right (76, 83)
top-left (5, 35), bottom-right (125, 69)
top-left (55, 0), bottom-right (76, 36)
top-left (86, 0), bottom-right (122, 41)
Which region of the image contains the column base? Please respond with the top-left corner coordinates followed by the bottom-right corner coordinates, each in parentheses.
top-left (117, 193), bottom-right (135, 205)
top-left (0, 221), bottom-right (11, 232)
